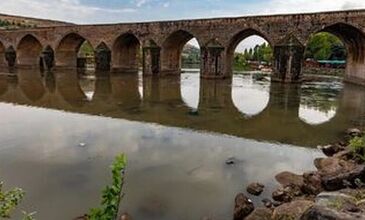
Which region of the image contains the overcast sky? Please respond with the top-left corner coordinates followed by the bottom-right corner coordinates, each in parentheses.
top-left (1, 0), bottom-right (364, 51)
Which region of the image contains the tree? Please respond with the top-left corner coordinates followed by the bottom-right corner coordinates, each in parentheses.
top-left (305, 32), bottom-right (346, 60)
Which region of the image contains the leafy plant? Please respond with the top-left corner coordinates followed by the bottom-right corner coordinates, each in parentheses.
top-left (87, 154), bottom-right (127, 220)
top-left (349, 136), bottom-right (365, 162)
top-left (0, 181), bottom-right (35, 219)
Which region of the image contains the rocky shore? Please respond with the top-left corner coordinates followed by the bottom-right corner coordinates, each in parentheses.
top-left (234, 128), bottom-right (365, 220)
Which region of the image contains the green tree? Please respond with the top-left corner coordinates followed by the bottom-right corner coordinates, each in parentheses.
top-left (305, 32), bottom-right (346, 60)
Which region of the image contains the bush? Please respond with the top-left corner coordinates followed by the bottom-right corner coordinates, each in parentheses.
top-left (349, 136), bottom-right (365, 162)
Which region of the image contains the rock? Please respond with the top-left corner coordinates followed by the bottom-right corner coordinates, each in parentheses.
top-left (300, 205), bottom-right (365, 220)
top-left (300, 189), bottom-right (365, 220)
top-left (272, 187), bottom-right (292, 202)
top-left (275, 171), bottom-right (304, 187)
top-left (272, 184), bottom-right (303, 203)
top-left (315, 191), bottom-right (357, 208)
top-left (233, 193), bottom-right (254, 220)
top-left (346, 128), bottom-right (362, 137)
top-left (226, 157), bottom-right (236, 165)
top-left (245, 207), bottom-right (272, 220)
top-left (247, 182), bottom-right (265, 196)
top-left (273, 201), bottom-right (282, 207)
top-left (314, 157), bottom-right (365, 191)
top-left (318, 144), bottom-right (342, 157)
top-left (272, 200), bottom-right (314, 220)
top-left (120, 213), bottom-right (132, 220)
top-left (262, 198), bottom-right (273, 208)
top-left (302, 172), bottom-right (323, 195)
top-left (321, 164), bottom-right (365, 191)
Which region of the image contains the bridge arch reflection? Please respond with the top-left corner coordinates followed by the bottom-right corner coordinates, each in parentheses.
top-left (0, 70), bottom-right (364, 147)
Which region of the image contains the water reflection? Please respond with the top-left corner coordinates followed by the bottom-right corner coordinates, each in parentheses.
top-left (181, 73), bottom-right (200, 109)
top-left (0, 70), bottom-right (364, 146)
top-left (1, 69), bottom-right (365, 219)
top-left (299, 81), bottom-right (341, 125)
top-left (232, 73), bottom-right (270, 117)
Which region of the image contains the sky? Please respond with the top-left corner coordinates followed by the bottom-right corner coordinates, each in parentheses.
top-left (0, 0), bottom-right (364, 50)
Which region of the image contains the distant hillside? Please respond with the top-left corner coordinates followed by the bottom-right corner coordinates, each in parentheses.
top-left (0, 13), bottom-right (72, 30)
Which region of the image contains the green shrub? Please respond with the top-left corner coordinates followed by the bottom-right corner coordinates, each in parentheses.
top-left (88, 154), bottom-right (127, 220)
top-left (349, 136), bottom-right (365, 162)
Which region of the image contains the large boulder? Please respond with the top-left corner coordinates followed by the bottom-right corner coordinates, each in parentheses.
top-left (314, 157), bottom-right (365, 191)
top-left (233, 193), bottom-right (254, 220)
top-left (245, 208), bottom-right (272, 220)
top-left (302, 171), bottom-right (323, 195)
top-left (300, 190), bottom-right (365, 220)
top-left (272, 200), bottom-right (314, 220)
top-left (275, 171), bottom-right (304, 187)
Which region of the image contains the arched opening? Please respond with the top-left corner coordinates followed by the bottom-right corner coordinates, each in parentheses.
top-left (304, 32), bottom-right (347, 78)
top-left (229, 30), bottom-right (272, 116)
top-left (180, 38), bottom-right (201, 109)
top-left (226, 29), bottom-right (273, 76)
top-left (17, 34), bottom-right (43, 67)
top-left (112, 33), bottom-right (141, 73)
top-left (55, 33), bottom-right (94, 70)
top-left (161, 30), bottom-right (200, 75)
top-left (305, 23), bottom-right (365, 85)
top-left (95, 42), bottom-right (111, 72)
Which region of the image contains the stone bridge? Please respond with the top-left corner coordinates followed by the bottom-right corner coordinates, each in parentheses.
top-left (0, 10), bottom-right (365, 85)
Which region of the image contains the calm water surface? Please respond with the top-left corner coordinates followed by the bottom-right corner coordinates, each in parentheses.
top-left (0, 69), bottom-right (365, 219)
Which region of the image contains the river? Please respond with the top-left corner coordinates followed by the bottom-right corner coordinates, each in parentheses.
top-left (0, 69), bottom-right (365, 219)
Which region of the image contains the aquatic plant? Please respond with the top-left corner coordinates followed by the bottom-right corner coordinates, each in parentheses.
top-left (88, 154), bottom-right (127, 220)
top-left (0, 181), bottom-right (36, 219)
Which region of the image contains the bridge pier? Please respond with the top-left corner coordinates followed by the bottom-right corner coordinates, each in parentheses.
top-left (201, 43), bottom-right (225, 79)
top-left (5, 47), bottom-right (16, 68)
top-left (95, 44), bottom-right (111, 72)
top-left (143, 46), bottom-right (160, 76)
top-left (272, 35), bottom-right (305, 83)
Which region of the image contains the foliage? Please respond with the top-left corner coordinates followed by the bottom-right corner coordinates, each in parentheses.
top-left (0, 181), bottom-right (36, 219)
top-left (79, 41), bottom-right (95, 57)
top-left (305, 32), bottom-right (346, 61)
top-left (234, 42), bottom-right (273, 70)
top-left (349, 136), bottom-right (365, 162)
top-left (182, 44), bottom-right (200, 65)
top-left (87, 154), bottom-right (127, 220)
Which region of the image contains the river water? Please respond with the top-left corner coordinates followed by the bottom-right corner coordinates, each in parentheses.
top-left (0, 69), bottom-right (365, 219)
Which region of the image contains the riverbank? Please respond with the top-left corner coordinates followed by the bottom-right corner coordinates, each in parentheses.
top-left (235, 128), bottom-right (365, 220)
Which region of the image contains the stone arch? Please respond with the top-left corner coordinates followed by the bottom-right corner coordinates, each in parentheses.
top-left (307, 22), bottom-right (365, 84)
top-left (225, 28), bottom-right (273, 76)
top-left (16, 34), bottom-right (43, 67)
top-left (161, 30), bottom-right (201, 75)
top-left (95, 42), bottom-right (111, 71)
top-left (55, 32), bottom-right (92, 68)
top-left (112, 33), bottom-right (141, 72)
